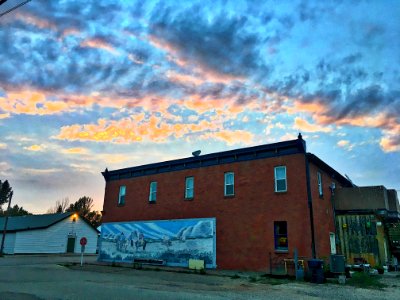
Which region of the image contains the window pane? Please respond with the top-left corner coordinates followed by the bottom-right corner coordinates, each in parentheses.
top-left (225, 184), bottom-right (234, 196)
top-left (149, 182), bottom-right (157, 201)
top-left (276, 179), bottom-right (286, 192)
top-left (186, 177), bottom-right (194, 189)
top-left (225, 172), bottom-right (234, 184)
top-left (120, 186), bottom-right (126, 196)
top-left (186, 188), bottom-right (193, 199)
top-left (118, 186), bottom-right (126, 205)
top-left (275, 167), bottom-right (286, 179)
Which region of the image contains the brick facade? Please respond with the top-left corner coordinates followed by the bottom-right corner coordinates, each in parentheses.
top-left (102, 138), bottom-right (351, 271)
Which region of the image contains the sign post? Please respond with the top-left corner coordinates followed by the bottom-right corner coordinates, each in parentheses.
top-left (80, 237), bottom-right (87, 267)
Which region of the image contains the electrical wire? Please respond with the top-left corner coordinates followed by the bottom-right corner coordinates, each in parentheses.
top-left (0, 0), bottom-right (32, 18)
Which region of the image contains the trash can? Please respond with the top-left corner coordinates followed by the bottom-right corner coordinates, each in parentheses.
top-left (308, 259), bottom-right (324, 283)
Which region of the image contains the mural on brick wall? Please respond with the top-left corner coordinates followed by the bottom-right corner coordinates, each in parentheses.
top-left (98, 218), bottom-right (216, 267)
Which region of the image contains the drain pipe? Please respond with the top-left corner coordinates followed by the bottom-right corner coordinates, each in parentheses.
top-left (305, 154), bottom-right (317, 258)
top-left (298, 133), bottom-right (316, 259)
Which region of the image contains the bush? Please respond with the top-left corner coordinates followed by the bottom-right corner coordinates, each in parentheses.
top-left (347, 272), bottom-right (386, 290)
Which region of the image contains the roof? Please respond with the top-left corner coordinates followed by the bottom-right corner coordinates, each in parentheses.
top-left (307, 153), bottom-right (353, 188)
top-left (0, 212), bottom-right (93, 233)
top-left (102, 136), bottom-right (353, 188)
top-left (103, 136), bottom-right (307, 181)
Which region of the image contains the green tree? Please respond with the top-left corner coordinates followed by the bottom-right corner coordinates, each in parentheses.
top-left (0, 180), bottom-right (12, 209)
top-left (0, 204), bottom-right (31, 217)
top-left (67, 196), bottom-right (102, 228)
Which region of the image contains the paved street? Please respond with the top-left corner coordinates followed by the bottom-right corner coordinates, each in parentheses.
top-left (0, 255), bottom-right (399, 300)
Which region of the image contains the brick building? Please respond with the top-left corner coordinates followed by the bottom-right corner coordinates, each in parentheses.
top-left (100, 135), bottom-right (352, 271)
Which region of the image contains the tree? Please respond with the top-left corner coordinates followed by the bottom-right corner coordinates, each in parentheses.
top-left (0, 204), bottom-right (31, 217)
top-left (0, 180), bottom-right (12, 209)
top-left (47, 197), bottom-right (70, 214)
top-left (66, 196), bottom-right (102, 228)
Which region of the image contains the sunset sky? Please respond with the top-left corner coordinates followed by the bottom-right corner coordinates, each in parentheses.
top-left (0, 0), bottom-right (399, 214)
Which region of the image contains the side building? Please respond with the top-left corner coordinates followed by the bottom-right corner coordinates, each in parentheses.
top-left (0, 212), bottom-right (98, 254)
top-left (100, 135), bottom-right (352, 271)
top-left (334, 186), bottom-right (400, 266)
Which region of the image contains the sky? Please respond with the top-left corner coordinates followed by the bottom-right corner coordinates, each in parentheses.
top-left (0, 0), bottom-right (399, 214)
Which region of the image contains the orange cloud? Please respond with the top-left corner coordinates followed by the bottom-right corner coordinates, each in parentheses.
top-left (55, 112), bottom-right (252, 145)
top-left (62, 147), bottom-right (88, 154)
top-left (294, 117), bottom-right (332, 133)
top-left (14, 12), bottom-right (57, 31)
top-left (24, 144), bottom-right (45, 152)
top-left (337, 140), bottom-right (350, 147)
top-left (80, 38), bottom-right (119, 55)
top-left (200, 130), bottom-right (254, 146)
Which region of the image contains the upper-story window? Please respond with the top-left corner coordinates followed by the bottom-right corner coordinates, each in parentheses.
top-left (274, 166), bottom-right (287, 192)
top-left (149, 181), bottom-right (157, 202)
top-left (118, 185), bottom-right (126, 205)
top-left (185, 177), bottom-right (194, 199)
top-left (317, 171), bottom-right (323, 197)
top-left (224, 172), bottom-right (234, 196)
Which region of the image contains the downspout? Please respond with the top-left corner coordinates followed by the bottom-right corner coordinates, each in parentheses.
top-left (298, 133), bottom-right (316, 258)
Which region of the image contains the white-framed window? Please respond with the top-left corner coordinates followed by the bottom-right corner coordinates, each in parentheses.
top-left (149, 181), bottom-right (157, 202)
top-left (118, 185), bottom-right (126, 205)
top-left (274, 166), bottom-right (287, 192)
top-left (224, 172), bottom-right (234, 196)
top-left (317, 171), bottom-right (323, 197)
top-left (185, 177), bottom-right (194, 199)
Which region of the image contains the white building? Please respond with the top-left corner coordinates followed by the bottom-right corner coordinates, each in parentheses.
top-left (0, 212), bottom-right (98, 254)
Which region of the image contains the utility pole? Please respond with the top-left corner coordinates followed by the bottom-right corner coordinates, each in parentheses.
top-left (0, 191), bottom-right (13, 255)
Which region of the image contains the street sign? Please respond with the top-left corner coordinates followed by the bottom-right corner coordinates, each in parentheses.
top-left (80, 237), bottom-right (87, 246)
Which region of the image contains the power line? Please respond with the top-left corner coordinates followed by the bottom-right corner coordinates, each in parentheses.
top-left (0, 0), bottom-right (32, 18)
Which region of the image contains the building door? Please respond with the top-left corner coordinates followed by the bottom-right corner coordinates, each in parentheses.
top-left (67, 236), bottom-right (75, 253)
top-left (330, 232), bottom-right (336, 254)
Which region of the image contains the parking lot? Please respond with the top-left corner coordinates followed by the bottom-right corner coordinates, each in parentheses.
top-left (0, 255), bottom-right (399, 300)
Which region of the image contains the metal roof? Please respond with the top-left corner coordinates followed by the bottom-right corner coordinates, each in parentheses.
top-left (0, 212), bottom-right (73, 232)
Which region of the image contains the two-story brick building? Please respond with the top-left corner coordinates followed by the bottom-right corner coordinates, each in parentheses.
top-left (99, 134), bottom-right (352, 271)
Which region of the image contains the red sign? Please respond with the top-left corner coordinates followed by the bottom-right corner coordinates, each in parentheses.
top-left (80, 237), bottom-right (87, 246)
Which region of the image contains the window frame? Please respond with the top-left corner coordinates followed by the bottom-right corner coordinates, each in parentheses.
top-left (317, 171), bottom-right (323, 197)
top-left (274, 221), bottom-right (288, 251)
top-left (185, 176), bottom-right (194, 199)
top-left (274, 166), bottom-right (287, 193)
top-left (149, 181), bottom-right (157, 202)
top-left (224, 172), bottom-right (235, 196)
top-left (118, 185), bottom-right (126, 206)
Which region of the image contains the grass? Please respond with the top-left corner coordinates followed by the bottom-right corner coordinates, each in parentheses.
top-left (346, 272), bottom-right (387, 290)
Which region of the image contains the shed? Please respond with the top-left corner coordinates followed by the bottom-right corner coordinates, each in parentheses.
top-left (0, 212), bottom-right (98, 254)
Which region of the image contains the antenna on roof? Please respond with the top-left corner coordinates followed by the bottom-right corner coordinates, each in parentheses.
top-left (345, 174), bottom-right (355, 186)
top-left (192, 150), bottom-right (201, 157)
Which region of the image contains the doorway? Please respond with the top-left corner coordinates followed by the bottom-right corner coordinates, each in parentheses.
top-left (329, 232), bottom-right (336, 254)
top-left (67, 236), bottom-right (76, 253)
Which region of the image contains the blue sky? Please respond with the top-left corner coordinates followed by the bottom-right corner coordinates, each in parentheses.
top-left (0, 0), bottom-right (399, 214)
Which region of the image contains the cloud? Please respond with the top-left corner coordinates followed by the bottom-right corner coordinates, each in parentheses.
top-left (0, 143), bottom-right (7, 149)
top-left (337, 140), bottom-right (350, 148)
top-left (149, 6), bottom-right (271, 79)
top-left (200, 130), bottom-right (254, 146)
top-left (62, 147), bottom-right (88, 154)
top-left (294, 117), bottom-right (332, 133)
top-left (80, 37), bottom-right (120, 55)
top-left (24, 144), bottom-right (45, 152)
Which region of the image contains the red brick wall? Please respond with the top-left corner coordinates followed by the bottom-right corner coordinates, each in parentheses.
top-left (102, 153), bottom-right (317, 271)
top-left (308, 162), bottom-right (341, 260)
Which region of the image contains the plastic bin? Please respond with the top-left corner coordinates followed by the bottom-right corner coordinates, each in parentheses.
top-left (308, 259), bottom-right (324, 284)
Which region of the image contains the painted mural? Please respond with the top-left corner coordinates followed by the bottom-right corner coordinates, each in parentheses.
top-left (98, 218), bottom-right (216, 268)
